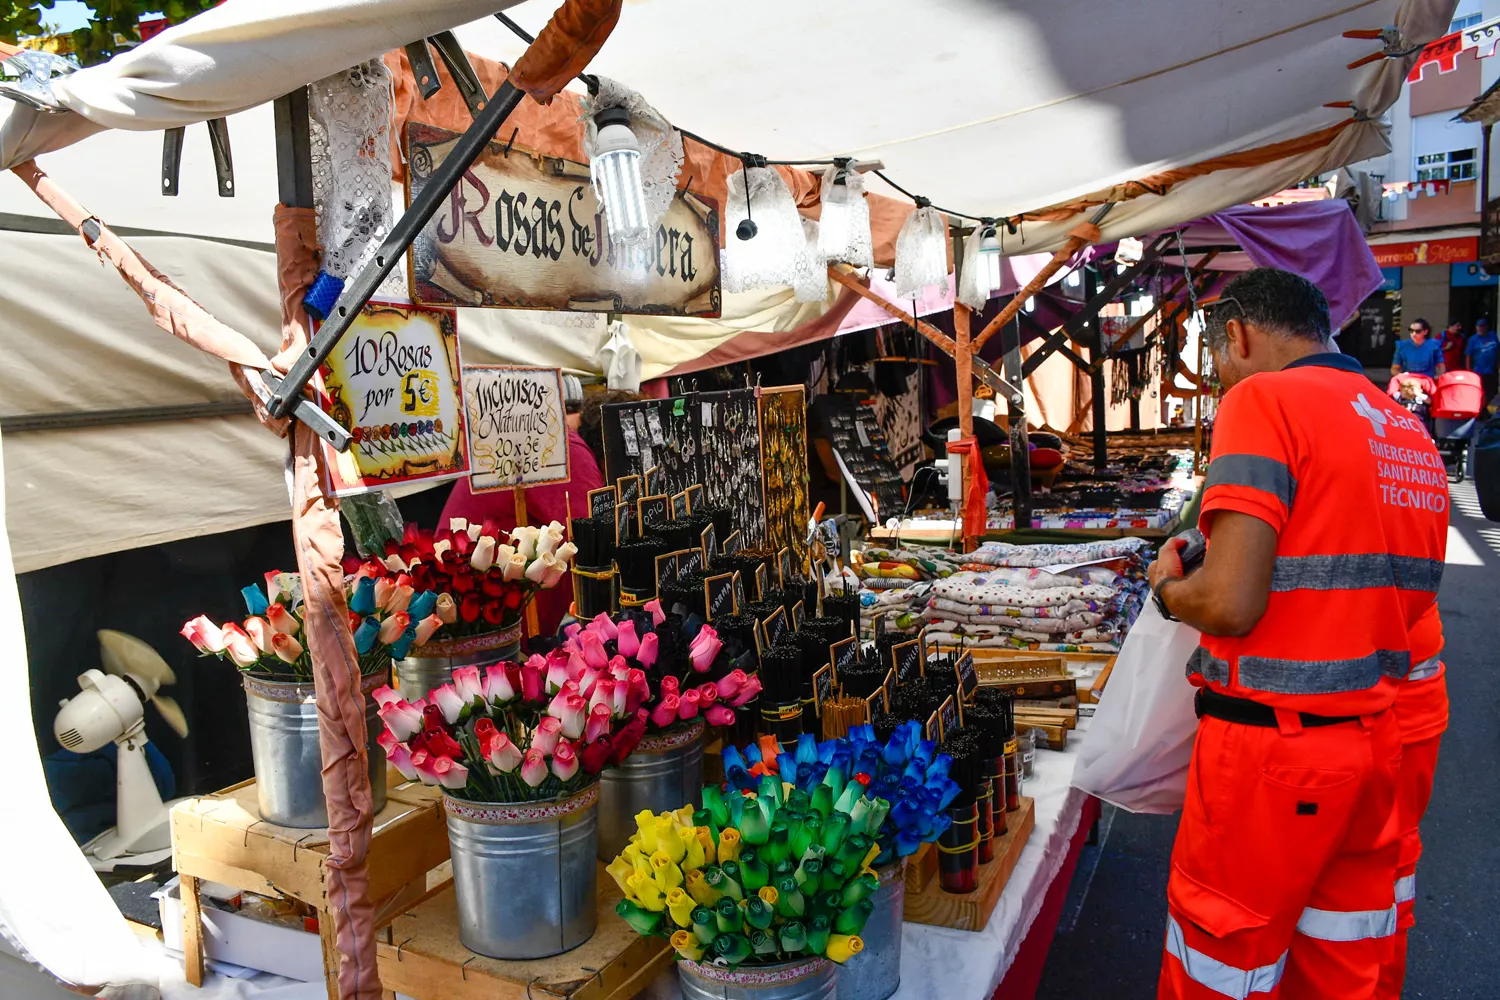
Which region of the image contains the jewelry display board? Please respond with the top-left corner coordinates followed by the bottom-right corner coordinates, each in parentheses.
top-left (601, 398), bottom-right (699, 496)
top-left (697, 388), bottom-right (767, 544)
top-left (757, 385), bottom-right (810, 567)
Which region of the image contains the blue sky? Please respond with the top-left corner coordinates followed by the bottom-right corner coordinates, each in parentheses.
top-left (38, 2), bottom-right (164, 33)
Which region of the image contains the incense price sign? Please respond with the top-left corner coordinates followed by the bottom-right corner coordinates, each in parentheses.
top-left (831, 637), bottom-right (860, 676)
top-left (892, 638), bottom-right (922, 686)
top-left (679, 546), bottom-right (704, 577)
top-left (763, 606), bottom-right (788, 647)
top-left (812, 664), bottom-right (835, 717)
top-left (918, 628), bottom-right (930, 673)
top-left (321, 302), bottom-right (468, 496)
top-left (792, 601), bottom-right (805, 630)
top-left (752, 625), bottom-right (766, 663)
top-left (638, 493), bottom-right (670, 531)
top-left (954, 652), bottom-right (978, 703)
top-left (613, 502), bottom-right (631, 545)
top-left (704, 572), bottom-right (736, 621)
top-left (721, 529), bottom-right (744, 556)
top-left (463, 365), bottom-right (569, 493)
top-left (939, 696), bottom-right (958, 741)
top-left (671, 492), bottom-right (690, 519)
top-left (925, 711), bottom-right (941, 743)
top-left (685, 484), bottom-right (704, 511)
top-left (754, 563), bottom-right (769, 602)
top-left (588, 485), bottom-right (618, 519)
top-left (732, 571), bottom-right (747, 612)
top-left (617, 475), bottom-right (642, 505)
top-left (701, 525), bottom-right (717, 568)
top-left (777, 548), bottom-right (793, 588)
top-left (655, 551), bottom-right (680, 591)
top-left (643, 466), bottom-right (661, 494)
top-left (865, 686), bottom-right (888, 725)
top-left (871, 612), bottom-right (887, 646)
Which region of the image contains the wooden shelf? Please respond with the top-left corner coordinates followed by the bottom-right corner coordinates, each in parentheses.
top-left (376, 875), bottom-right (671, 1000)
top-left (903, 797), bottom-right (1035, 931)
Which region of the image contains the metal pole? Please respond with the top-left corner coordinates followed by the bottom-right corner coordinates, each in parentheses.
top-left (1129, 353), bottom-right (1141, 431)
top-left (1086, 268), bottom-right (1108, 470)
top-left (1005, 308), bottom-right (1032, 530)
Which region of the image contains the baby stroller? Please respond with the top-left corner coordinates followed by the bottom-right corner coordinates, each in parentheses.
top-left (1386, 373), bottom-right (1435, 422)
top-left (1430, 371), bottom-right (1485, 482)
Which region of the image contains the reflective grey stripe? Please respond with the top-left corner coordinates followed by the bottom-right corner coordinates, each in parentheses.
top-left (1395, 875), bottom-right (1417, 904)
top-left (1187, 647), bottom-right (1230, 685)
top-left (1270, 553), bottom-right (1444, 594)
top-left (1204, 453), bottom-right (1297, 508)
top-left (1406, 656), bottom-right (1442, 682)
top-left (1238, 650), bottom-right (1410, 694)
top-left (1296, 905), bottom-right (1397, 942)
top-left (1164, 915), bottom-right (1287, 998)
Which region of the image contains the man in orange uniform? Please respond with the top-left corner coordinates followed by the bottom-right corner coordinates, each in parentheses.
top-left (1148, 268), bottom-right (1447, 999)
top-left (1376, 603), bottom-right (1446, 998)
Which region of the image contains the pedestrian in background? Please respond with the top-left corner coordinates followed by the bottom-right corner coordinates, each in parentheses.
top-left (1392, 318), bottom-right (1445, 378)
top-left (1440, 319), bottom-right (1467, 373)
top-left (1465, 316), bottom-right (1498, 411)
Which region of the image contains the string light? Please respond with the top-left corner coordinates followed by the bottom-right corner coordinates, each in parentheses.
top-left (590, 107), bottom-right (649, 245)
top-left (978, 221), bottom-right (1003, 296)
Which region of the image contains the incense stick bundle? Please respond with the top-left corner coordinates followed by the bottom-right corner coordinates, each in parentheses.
top-left (660, 573), bottom-right (708, 621)
top-left (819, 696), bottom-right (869, 740)
top-left (836, 660), bottom-right (886, 700)
top-left (615, 537), bottom-right (665, 597)
top-left (821, 593), bottom-right (860, 636)
top-left (938, 731), bottom-right (983, 893)
top-left (570, 515), bottom-right (618, 568)
top-left (703, 504), bottom-right (733, 542)
top-left (571, 565), bottom-right (616, 620)
top-left (758, 644), bottom-right (805, 743)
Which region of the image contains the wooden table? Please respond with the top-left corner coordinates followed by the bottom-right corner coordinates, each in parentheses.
top-left (169, 776), bottom-right (450, 999)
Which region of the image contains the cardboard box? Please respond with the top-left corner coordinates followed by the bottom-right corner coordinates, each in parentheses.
top-left (156, 878), bottom-right (323, 983)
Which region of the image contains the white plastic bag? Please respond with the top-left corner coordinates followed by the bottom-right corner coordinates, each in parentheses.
top-left (1072, 601), bottom-right (1201, 813)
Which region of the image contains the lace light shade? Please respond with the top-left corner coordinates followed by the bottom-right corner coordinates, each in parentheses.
top-left (816, 164), bottom-right (873, 267)
top-left (794, 217), bottom-right (831, 303)
top-left (582, 77), bottom-right (684, 247)
top-left (721, 166), bottom-right (809, 294)
top-left (894, 205), bottom-right (949, 299)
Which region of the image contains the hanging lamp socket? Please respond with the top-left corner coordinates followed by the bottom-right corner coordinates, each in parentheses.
top-left (737, 218), bottom-right (759, 240)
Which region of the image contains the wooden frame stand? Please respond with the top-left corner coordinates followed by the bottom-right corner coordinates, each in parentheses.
top-left (903, 797), bottom-right (1036, 931)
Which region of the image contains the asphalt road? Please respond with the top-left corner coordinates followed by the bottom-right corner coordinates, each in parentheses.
top-left (1037, 479), bottom-right (1500, 999)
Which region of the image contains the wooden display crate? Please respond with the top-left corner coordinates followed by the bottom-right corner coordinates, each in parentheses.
top-left (170, 775), bottom-right (450, 998)
top-left (904, 842), bottom-right (937, 894)
top-left (376, 875), bottom-right (671, 1000)
top-left (903, 797), bottom-right (1035, 931)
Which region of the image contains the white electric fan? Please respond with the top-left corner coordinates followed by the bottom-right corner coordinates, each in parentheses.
top-left (53, 630), bottom-right (189, 869)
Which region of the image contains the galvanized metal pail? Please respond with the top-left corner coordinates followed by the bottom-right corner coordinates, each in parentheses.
top-left (392, 623), bottom-right (522, 702)
top-left (679, 956), bottom-right (837, 1000)
top-left (597, 719), bottom-right (705, 860)
top-left (836, 863), bottom-right (904, 1000)
top-left (243, 672), bottom-right (388, 828)
top-left (444, 784), bottom-right (600, 959)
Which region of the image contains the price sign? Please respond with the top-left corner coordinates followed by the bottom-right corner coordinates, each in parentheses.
top-left (865, 686), bottom-right (888, 725)
top-left (655, 551), bottom-right (680, 591)
top-left (671, 491), bottom-right (691, 519)
top-left (638, 493), bottom-right (670, 531)
top-left (754, 563), bottom-right (770, 602)
top-left (812, 664), bottom-right (835, 717)
top-left (732, 571), bottom-right (747, 612)
top-left (939, 696), bottom-right (958, 741)
top-left (954, 652), bottom-right (978, 703)
top-left (892, 639), bottom-right (922, 686)
top-left (925, 711), bottom-right (941, 743)
top-left (704, 572), bottom-right (736, 621)
top-left (643, 465), bottom-right (660, 494)
top-left (588, 485), bottom-right (619, 519)
top-left (763, 606), bottom-right (787, 647)
top-left (613, 502), bottom-right (631, 545)
top-left (831, 637), bottom-right (859, 675)
top-left (685, 484), bottom-right (704, 511)
top-left (882, 668), bottom-right (896, 700)
top-left (460, 365), bottom-right (570, 493)
top-left (872, 611), bottom-right (886, 646)
top-left (752, 625), bottom-right (766, 664)
top-left (701, 525), bottom-right (717, 568)
top-left (678, 546), bottom-right (704, 577)
top-left (617, 474), bottom-right (642, 505)
top-left (918, 628), bottom-right (930, 676)
top-left (778, 548), bottom-right (793, 588)
top-left (792, 601), bottom-right (805, 630)
top-left (721, 529), bottom-right (743, 556)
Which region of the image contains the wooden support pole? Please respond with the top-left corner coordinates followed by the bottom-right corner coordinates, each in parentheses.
top-left (1092, 250), bottom-right (1219, 367)
top-left (1004, 310), bottom-right (1032, 530)
top-left (827, 266), bottom-right (957, 354)
top-left (181, 874), bottom-right (205, 987)
top-left (1086, 267), bottom-right (1109, 470)
top-left (955, 304), bottom-right (975, 440)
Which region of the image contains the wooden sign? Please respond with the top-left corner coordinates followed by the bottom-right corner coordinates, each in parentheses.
top-left (918, 628), bottom-right (930, 674)
top-left (872, 611), bottom-right (886, 645)
top-left (925, 711), bottom-right (941, 743)
top-left (831, 637), bottom-right (859, 676)
top-left (864, 686), bottom-right (887, 725)
top-left (892, 639), bottom-right (922, 686)
top-left (613, 502), bottom-right (630, 546)
top-left (638, 493), bottom-right (671, 531)
top-left (406, 123), bottom-right (721, 316)
top-left (679, 546), bottom-right (704, 577)
top-left (588, 485), bottom-right (618, 519)
top-left (721, 529), bottom-right (744, 556)
top-left (882, 668), bottom-right (897, 701)
top-left (954, 652), bottom-right (978, 703)
top-left (617, 475), bottom-right (642, 505)
top-left (704, 572), bottom-right (736, 621)
top-left (777, 548), bottom-right (793, 588)
top-left (732, 571), bottom-right (747, 612)
top-left (812, 664), bottom-right (835, 717)
top-left (763, 606), bottom-right (787, 647)
top-left (685, 484), bottom-right (704, 512)
top-left (671, 491), bottom-right (691, 519)
top-left (462, 365), bottom-right (569, 492)
top-left (792, 601), bottom-right (805, 630)
top-left (700, 525), bottom-right (717, 568)
top-left (643, 465), bottom-right (661, 494)
top-left (752, 624), bottom-right (766, 663)
top-left (655, 551), bottom-right (679, 592)
top-left (939, 696), bottom-right (958, 741)
top-left (321, 302), bottom-right (468, 496)
top-left (754, 563), bottom-right (769, 602)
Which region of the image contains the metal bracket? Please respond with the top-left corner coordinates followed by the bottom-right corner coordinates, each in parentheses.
top-left (161, 120), bottom-right (234, 197)
top-left (971, 356), bottom-right (1025, 408)
top-left (207, 117), bottom-right (234, 197)
top-left (161, 127), bottom-right (185, 196)
top-left (404, 39), bottom-right (442, 99)
top-left (255, 371), bottom-right (353, 451)
top-left (427, 31), bottom-right (487, 117)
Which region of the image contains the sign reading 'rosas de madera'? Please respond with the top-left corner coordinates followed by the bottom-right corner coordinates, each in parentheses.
top-left (405, 122), bottom-right (722, 317)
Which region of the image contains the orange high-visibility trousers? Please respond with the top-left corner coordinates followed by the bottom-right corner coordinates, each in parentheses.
top-left (1158, 711), bottom-right (1401, 999)
top-left (1374, 732), bottom-right (1443, 999)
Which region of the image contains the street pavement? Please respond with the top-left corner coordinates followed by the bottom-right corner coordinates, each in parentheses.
top-left (1037, 479), bottom-right (1500, 998)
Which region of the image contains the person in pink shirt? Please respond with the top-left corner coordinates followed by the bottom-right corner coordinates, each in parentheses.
top-left (439, 375), bottom-right (603, 638)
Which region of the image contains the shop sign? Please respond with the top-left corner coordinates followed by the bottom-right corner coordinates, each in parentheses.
top-left (320, 302), bottom-right (467, 497)
top-left (462, 365), bottom-right (570, 493)
top-left (1452, 262), bottom-right (1498, 287)
top-left (1379, 267), bottom-right (1402, 292)
top-left (1370, 237), bottom-right (1476, 268)
top-left (1482, 198), bottom-right (1500, 267)
top-left (406, 122), bottom-right (722, 316)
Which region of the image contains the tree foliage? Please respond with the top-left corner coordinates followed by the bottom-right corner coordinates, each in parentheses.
top-left (1, 1), bottom-right (215, 66)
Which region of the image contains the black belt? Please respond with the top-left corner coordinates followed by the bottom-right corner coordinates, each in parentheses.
top-left (1195, 687), bottom-right (1361, 729)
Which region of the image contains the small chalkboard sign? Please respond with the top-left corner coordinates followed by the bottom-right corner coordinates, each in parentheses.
top-left (721, 529), bottom-right (743, 556)
top-left (700, 525), bottom-right (717, 568)
top-left (830, 636), bottom-right (859, 675)
top-left (812, 664), bottom-right (835, 717)
top-left (892, 638), bottom-right (922, 686)
top-left (865, 686), bottom-right (888, 725)
top-left (704, 572), bottom-right (736, 621)
top-left (655, 551), bottom-right (679, 591)
top-left (588, 485), bottom-right (619, 519)
top-left (643, 465), bottom-right (661, 494)
top-left (792, 600), bottom-right (805, 630)
top-left (925, 711), bottom-right (941, 743)
top-left (917, 628), bottom-right (930, 677)
top-left (777, 547), bottom-right (792, 588)
top-left (872, 612), bottom-right (886, 646)
top-left (763, 606), bottom-right (787, 647)
top-left (939, 696), bottom-right (958, 741)
top-left (882, 668), bottom-right (896, 700)
top-left (679, 546), bottom-right (704, 577)
top-left (754, 563), bottom-right (769, 602)
top-left (954, 652), bottom-right (978, 703)
top-left (638, 493), bottom-right (670, 532)
top-left (671, 491), bottom-right (690, 519)
top-left (752, 624), bottom-right (767, 663)
top-left (685, 484), bottom-right (704, 512)
top-left (614, 502), bottom-right (631, 545)
top-left (732, 571), bottom-right (747, 612)
top-left (617, 474), bottom-right (642, 505)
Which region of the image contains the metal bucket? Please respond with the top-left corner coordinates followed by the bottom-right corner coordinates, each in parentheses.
top-left (243, 672), bottom-right (388, 829)
top-left (597, 720), bottom-right (705, 860)
top-left (392, 623), bottom-right (522, 702)
top-left (836, 863), bottom-right (904, 1000)
top-left (679, 957), bottom-right (837, 1000)
top-left (444, 784), bottom-right (600, 959)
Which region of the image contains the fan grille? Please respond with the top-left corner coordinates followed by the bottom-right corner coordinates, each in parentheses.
top-left (58, 728), bottom-right (85, 749)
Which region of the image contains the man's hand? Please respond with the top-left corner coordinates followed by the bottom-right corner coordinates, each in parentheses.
top-left (1147, 536), bottom-right (1187, 592)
